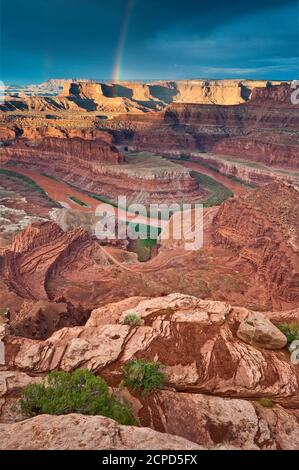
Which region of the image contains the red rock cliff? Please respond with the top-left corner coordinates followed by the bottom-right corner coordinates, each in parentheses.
top-left (116, 84), bottom-right (299, 171)
top-left (212, 182), bottom-right (299, 307)
top-left (0, 136), bottom-right (123, 165)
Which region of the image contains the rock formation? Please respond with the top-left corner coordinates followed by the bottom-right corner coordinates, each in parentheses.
top-left (176, 152), bottom-right (299, 187)
top-left (0, 179), bottom-right (298, 332)
top-left (120, 84), bottom-right (299, 182)
top-left (0, 79), bottom-right (285, 113)
top-left (0, 78), bottom-right (298, 450)
top-left (1, 221), bottom-right (91, 300)
top-left (0, 137), bottom-right (203, 204)
top-left (0, 136), bottom-right (122, 166)
top-left (237, 313), bottom-right (287, 350)
top-left (0, 371), bottom-right (43, 423)
top-left (212, 182), bottom-right (299, 308)
top-left (0, 413), bottom-right (206, 450)
top-left (133, 390), bottom-right (299, 450)
top-left (0, 221), bottom-right (97, 334)
top-left (4, 293), bottom-right (298, 402)
top-left (2, 293), bottom-right (299, 449)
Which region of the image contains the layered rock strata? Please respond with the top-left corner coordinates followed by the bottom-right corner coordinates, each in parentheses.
top-left (119, 84), bottom-right (299, 178)
top-left (2, 293), bottom-right (299, 449)
top-left (0, 413), bottom-right (206, 450)
top-left (0, 137), bottom-right (202, 204)
top-left (212, 182), bottom-right (299, 307)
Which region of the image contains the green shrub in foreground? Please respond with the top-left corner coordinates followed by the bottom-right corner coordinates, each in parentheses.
top-left (123, 312), bottom-right (141, 327)
top-left (121, 358), bottom-right (166, 395)
top-left (19, 369), bottom-right (136, 425)
top-left (277, 323), bottom-right (299, 345)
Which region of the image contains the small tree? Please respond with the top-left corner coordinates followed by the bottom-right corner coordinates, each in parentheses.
top-left (121, 358), bottom-right (166, 395)
top-left (19, 369), bottom-right (136, 425)
top-left (123, 312), bottom-right (141, 327)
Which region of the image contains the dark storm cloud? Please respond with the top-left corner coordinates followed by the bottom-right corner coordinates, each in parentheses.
top-left (0, 0), bottom-right (298, 82)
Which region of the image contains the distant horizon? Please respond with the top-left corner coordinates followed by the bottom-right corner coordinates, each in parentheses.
top-left (4, 77), bottom-right (294, 87)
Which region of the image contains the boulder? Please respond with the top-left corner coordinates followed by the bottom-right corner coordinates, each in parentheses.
top-left (0, 371), bottom-right (43, 422)
top-left (237, 313), bottom-right (287, 350)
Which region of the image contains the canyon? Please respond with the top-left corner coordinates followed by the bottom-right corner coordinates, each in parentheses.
top-left (0, 138), bottom-right (203, 205)
top-left (0, 78), bottom-right (298, 450)
top-left (2, 80), bottom-right (297, 189)
top-left (0, 180), bottom-right (298, 336)
top-left (119, 84), bottom-right (299, 185)
top-left (2, 79), bottom-right (285, 112)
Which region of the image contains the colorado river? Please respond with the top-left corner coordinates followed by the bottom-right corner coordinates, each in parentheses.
top-left (175, 160), bottom-right (248, 197)
top-left (1, 165), bottom-right (168, 229)
top-left (1, 160), bottom-right (244, 232)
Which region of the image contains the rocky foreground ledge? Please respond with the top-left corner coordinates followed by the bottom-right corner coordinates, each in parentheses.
top-left (1, 293), bottom-right (299, 450)
top-left (0, 414), bottom-right (207, 450)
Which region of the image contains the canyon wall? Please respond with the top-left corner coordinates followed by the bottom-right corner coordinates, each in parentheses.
top-left (60, 79), bottom-right (263, 105)
top-left (0, 136), bottom-right (123, 165)
top-left (1, 79), bottom-right (286, 113)
top-left (60, 79), bottom-right (284, 106)
top-left (179, 153), bottom-right (299, 187)
top-left (1, 181), bottom-right (298, 329)
top-left (1, 81), bottom-right (298, 182)
top-left (122, 84), bottom-right (299, 177)
top-left (0, 136), bottom-right (203, 204)
top-left (212, 182), bottom-right (299, 307)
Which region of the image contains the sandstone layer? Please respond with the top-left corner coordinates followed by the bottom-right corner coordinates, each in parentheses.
top-left (1, 82), bottom-right (298, 190)
top-left (212, 182), bottom-right (299, 307)
top-left (2, 293), bottom-right (299, 449)
top-left (0, 413), bottom-right (205, 450)
top-left (0, 138), bottom-right (203, 204)
top-left (1, 79), bottom-right (284, 114)
top-left (115, 84), bottom-right (299, 180)
top-left (4, 293), bottom-right (298, 402)
top-left (1, 78), bottom-right (298, 451)
top-left (176, 153), bottom-right (299, 187)
top-left (0, 181), bottom-right (298, 334)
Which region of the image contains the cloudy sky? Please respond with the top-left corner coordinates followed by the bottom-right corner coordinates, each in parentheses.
top-left (1, 0), bottom-right (298, 83)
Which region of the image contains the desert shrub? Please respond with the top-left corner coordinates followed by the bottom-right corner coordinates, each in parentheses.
top-left (19, 369), bottom-right (135, 425)
top-left (258, 398), bottom-right (274, 408)
top-left (121, 358), bottom-right (166, 395)
top-left (123, 312), bottom-right (141, 327)
top-left (277, 323), bottom-right (299, 345)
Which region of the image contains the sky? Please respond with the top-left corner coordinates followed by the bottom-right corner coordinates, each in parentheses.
top-left (0, 0), bottom-right (298, 84)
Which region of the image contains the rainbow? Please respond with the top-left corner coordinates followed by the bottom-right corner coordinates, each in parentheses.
top-left (112, 0), bottom-right (134, 82)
